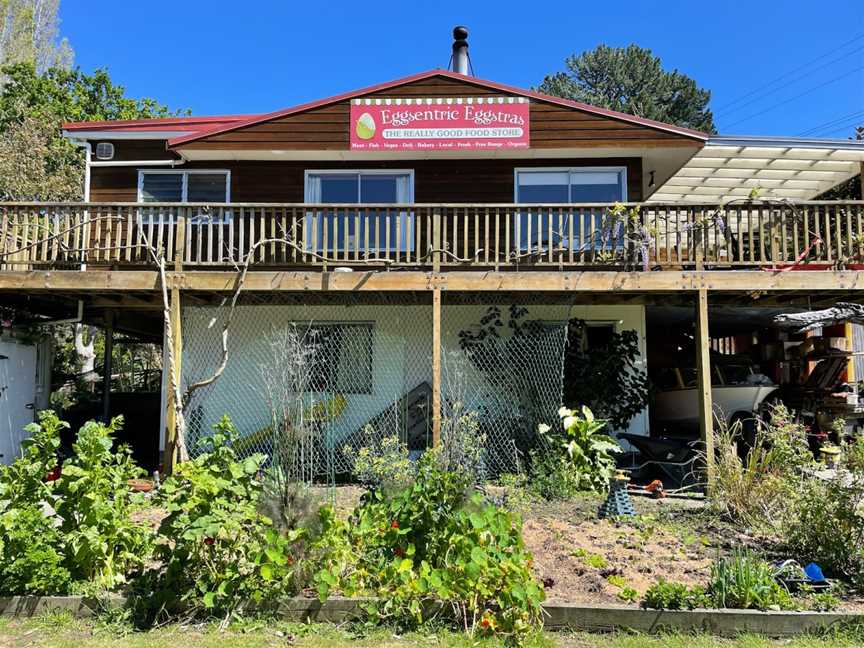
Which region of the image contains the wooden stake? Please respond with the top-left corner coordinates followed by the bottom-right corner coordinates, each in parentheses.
top-left (431, 286), bottom-right (442, 447)
top-left (695, 288), bottom-right (715, 493)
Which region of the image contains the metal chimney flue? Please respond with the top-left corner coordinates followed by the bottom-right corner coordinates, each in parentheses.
top-left (451, 26), bottom-right (470, 75)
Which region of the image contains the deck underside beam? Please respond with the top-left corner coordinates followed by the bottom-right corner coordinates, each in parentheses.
top-left (3, 269), bottom-right (864, 294)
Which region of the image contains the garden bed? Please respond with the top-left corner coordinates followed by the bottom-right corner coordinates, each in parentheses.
top-left (311, 485), bottom-right (864, 613)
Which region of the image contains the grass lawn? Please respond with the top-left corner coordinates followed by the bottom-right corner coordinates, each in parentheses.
top-left (2, 614), bottom-right (864, 648)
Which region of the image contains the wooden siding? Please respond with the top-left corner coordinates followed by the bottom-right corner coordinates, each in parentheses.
top-left (173, 75), bottom-right (701, 151)
top-left (90, 156), bottom-right (643, 203)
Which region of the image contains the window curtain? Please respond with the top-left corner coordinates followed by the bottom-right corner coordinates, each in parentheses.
top-left (305, 175), bottom-right (322, 251)
top-left (395, 174), bottom-right (413, 251)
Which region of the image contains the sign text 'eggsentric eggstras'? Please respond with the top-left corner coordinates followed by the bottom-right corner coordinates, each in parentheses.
top-left (350, 97), bottom-right (530, 151)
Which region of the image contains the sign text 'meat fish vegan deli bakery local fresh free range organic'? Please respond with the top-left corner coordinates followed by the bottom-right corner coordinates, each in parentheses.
top-left (350, 97), bottom-right (530, 151)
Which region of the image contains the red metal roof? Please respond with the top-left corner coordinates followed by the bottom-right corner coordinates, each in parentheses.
top-left (62, 114), bottom-right (260, 133)
top-left (167, 69), bottom-right (709, 147)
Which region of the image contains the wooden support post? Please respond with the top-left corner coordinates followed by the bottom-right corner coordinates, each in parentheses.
top-left (163, 286), bottom-right (182, 474)
top-left (101, 310), bottom-right (114, 422)
top-left (163, 210), bottom-right (186, 474)
top-left (695, 288), bottom-right (715, 493)
top-left (431, 286), bottom-right (442, 448)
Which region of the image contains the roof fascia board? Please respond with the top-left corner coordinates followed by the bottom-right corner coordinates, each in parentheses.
top-left (62, 130), bottom-right (193, 140)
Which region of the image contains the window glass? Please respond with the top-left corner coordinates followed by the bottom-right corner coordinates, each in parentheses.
top-left (307, 323), bottom-right (374, 394)
top-left (306, 172), bottom-right (413, 252)
top-left (360, 175), bottom-right (401, 203)
top-left (187, 173), bottom-right (228, 202)
top-left (570, 171), bottom-right (624, 202)
top-left (141, 173), bottom-right (182, 202)
top-left (318, 174), bottom-right (359, 203)
top-left (516, 171), bottom-right (569, 203)
top-left (515, 168), bottom-right (625, 249)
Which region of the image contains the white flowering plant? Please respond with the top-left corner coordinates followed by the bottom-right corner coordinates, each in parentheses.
top-left (537, 406), bottom-right (622, 493)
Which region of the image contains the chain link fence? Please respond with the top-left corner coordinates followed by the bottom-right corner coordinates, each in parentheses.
top-left (180, 292), bottom-right (568, 482)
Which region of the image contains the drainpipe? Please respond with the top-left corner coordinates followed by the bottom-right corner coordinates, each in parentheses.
top-left (71, 140), bottom-right (91, 271)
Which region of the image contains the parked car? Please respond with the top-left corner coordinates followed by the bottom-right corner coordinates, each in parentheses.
top-left (650, 357), bottom-right (777, 436)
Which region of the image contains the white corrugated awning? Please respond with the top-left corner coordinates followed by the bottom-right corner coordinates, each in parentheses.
top-left (648, 136), bottom-right (864, 203)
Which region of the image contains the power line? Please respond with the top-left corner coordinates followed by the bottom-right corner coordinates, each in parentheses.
top-left (811, 122), bottom-right (864, 138)
top-left (798, 110), bottom-right (864, 136)
top-left (714, 32), bottom-right (864, 113)
top-left (716, 44), bottom-right (864, 118)
top-left (723, 66), bottom-right (864, 130)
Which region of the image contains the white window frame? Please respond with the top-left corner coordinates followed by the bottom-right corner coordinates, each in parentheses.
top-left (303, 169), bottom-right (415, 253)
top-left (137, 169), bottom-right (231, 224)
top-left (513, 166), bottom-right (628, 250)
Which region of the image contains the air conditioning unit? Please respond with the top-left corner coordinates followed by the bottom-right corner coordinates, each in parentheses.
top-left (95, 142), bottom-right (114, 160)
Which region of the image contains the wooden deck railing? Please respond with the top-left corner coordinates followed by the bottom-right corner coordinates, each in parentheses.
top-left (2, 201), bottom-right (864, 272)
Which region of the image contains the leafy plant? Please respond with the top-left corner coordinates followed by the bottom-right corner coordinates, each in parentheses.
top-left (617, 587), bottom-right (639, 603)
top-left (0, 411), bottom-right (150, 593)
top-left (315, 451), bottom-right (544, 639)
top-left (534, 406), bottom-right (621, 497)
top-left (561, 319), bottom-right (649, 430)
top-left (641, 578), bottom-right (708, 610)
top-left (0, 505), bottom-right (71, 595)
top-left (0, 410), bottom-right (66, 507)
top-left (711, 411), bottom-right (809, 533)
top-left (343, 427), bottom-right (413, 492)
top-left (782, 474), bottom-right (864, 586)
top-left (709, 550), bottom-right (794, 610)
top-left (152, 416), bottom-right (301, 615)
top-left (53, 417), bottom-right (151, 589)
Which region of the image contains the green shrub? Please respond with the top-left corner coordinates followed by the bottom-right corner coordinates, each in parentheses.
top-left (343, 427), bottom-right (414, 492)
top-left (0, 410), bottom-right (66, 507)
top-left (842, 436), bottom-right (864, 474)
top-left (532, 406), bottom-right (621, 499)
top-left (711, 406), bottom-right (811, 533)
top-left (0, 411), bottom-right (150, 593)
top-left (315, 451), bottom-right (544, 639)
top-left (0, 505), bottom-right (71, 595)
top-left (782, 475), bottom-right (864, 585)
top-left (54, 416), bottom-right (151, 589)
top-left (153, 415), bottom-right (302, 615)
top-left (641, 578), bottom-right (708, 610)
top-left (709, 550), bottom-right (794, 610)
top-left (528, 449), bottom-right (582, 501)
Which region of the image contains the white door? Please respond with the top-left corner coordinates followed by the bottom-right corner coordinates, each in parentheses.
top-left (0, 341), bottom-right (38, 465)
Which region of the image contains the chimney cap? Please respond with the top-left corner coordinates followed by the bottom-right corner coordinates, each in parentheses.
top-left (453, 25), bottom-right (468, 41)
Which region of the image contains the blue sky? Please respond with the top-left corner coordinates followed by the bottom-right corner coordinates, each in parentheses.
top-left (63, 0), bottom-right (863, 137)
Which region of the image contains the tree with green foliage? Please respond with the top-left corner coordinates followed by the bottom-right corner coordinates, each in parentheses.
top-left (0, 0), bottom-right (73, 76)
top-left (0, 63), bottom-right (186, 200)
top-left (538, 44), bottom-right (715, 133)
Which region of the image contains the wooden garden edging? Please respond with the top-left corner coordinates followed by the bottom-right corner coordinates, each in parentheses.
top-left (0, 596), bottom-right (861, 636)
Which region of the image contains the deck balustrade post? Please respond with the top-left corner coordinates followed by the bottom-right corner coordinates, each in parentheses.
top-left (432, 207), bottom-right (442, 273)
top-left (696, 287), bottom-right (715, 494)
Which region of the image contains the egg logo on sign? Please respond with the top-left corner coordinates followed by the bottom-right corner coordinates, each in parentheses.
top-left (355, 112), bottom-right (376, 140)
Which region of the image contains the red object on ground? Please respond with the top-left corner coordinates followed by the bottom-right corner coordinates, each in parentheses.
top-left (45, 465), bottom-right (61, 482)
